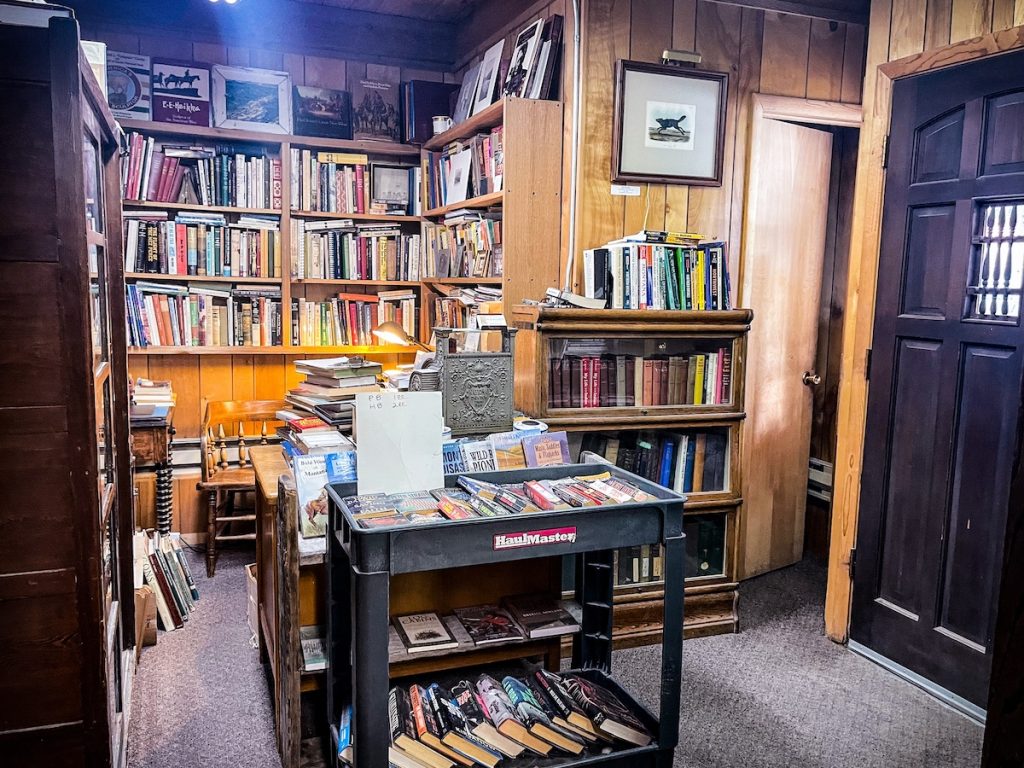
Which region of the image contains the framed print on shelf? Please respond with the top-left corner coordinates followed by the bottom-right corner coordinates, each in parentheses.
top-left (611, 60), bottom-right (728, 187)
top-left (503, 18), bottom-right (543, 98)
top-left (211, 65), bottom-right (292, 134)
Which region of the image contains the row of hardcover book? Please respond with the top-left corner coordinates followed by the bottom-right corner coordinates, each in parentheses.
top-left (343, 667), bottom-right (650, 766)
top-left (581, 430), bottom-right (729, 494)
top-left (582, 233), bottom-right (731, 311)
top-left (423, 215), bottom-right (503, 280)
top-left (124, 213), bottom-right (281, 278)
top-left (614, 544), bottom-right (664, 586)
top-left (548, 350), bottom-right (732, 409)
top-left (292, 292), bottom-right (418, 348)
top-left (135, 530), bottom-right (200, 632)
top-left (291, 219), bottom-right (423, 281)
top-left (126, 283), bottom-right (283, 348)
top-left (341, 469), bottom-right (654, 530)
top-left (122, 133), bottom-right (282, 209)
top-left (289, 149), bottom-right (419, 215)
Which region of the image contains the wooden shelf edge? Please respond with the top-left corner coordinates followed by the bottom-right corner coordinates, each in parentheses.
top-left (422, 276), bottom-right (504, 285)
top-left (423, 190), bottom-right (504, 218)
top-left (128, 345), bottom-right (417, 355)
top-left (292, 279), bottom-right (421, 287)
top-left (123, 199), bottom-right (281, 216)
top-left (119, 118), bottom-right (419, 156)
top-left (422, 99), bottom-right (505, 151)
top-left (290, 209), bottom-right (422, 223)
top-left (541, 411), bottom-right (747, 431)
top-left (126, 273), bottom-right (282, 284)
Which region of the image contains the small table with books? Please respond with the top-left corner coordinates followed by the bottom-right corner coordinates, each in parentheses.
top-left (326, 464), bottom-right (685, 767)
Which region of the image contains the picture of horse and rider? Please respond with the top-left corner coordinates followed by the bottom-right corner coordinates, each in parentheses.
top-left (152, 62), bottom-right (209, 100)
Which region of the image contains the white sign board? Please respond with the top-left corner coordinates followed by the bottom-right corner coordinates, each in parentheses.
top-left (355, 391), bottom-right (444, 495)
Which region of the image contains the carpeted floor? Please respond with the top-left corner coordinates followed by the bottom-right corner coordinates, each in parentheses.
top-left (127, 551), bottom-right (983, 768)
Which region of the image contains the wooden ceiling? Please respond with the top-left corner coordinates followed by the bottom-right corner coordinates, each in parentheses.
top-left (292, 0), bottom-right (484, 23)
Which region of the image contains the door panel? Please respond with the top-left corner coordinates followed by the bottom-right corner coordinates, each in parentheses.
top-left (852, 48), bottom-right (1024, 708)
top-left (739, 98), bottom-right (833, 578)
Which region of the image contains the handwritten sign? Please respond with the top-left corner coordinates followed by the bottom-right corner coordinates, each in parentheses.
top-left (355, 391), bottom-right (443, 495)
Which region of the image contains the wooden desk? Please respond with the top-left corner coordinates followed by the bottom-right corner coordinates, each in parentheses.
top-left (251, 445), bottom-right (327, 768)
top-left (131, 405), bottom-right (175, 533)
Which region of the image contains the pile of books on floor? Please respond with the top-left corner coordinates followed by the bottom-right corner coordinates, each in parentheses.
top-left (285, 356), bottom-right (382, 414)
top-left (341, 468), bottom-right (653, 530)
top-left (337, 665), bottom-right (652, 766)
top-left (392, 594), bottom-right (579, 657)
top-left (134, 530), bottom-right (199, 633)
top-left (581, 229), bottom-right (732, 311)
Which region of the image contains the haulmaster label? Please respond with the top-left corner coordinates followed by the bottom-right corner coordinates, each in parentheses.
top-left (493, 526), bottom-right (578, 551)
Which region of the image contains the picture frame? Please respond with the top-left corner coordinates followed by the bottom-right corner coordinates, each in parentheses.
top-left (211, 65), bottom-right (292, 134)
top-left (472, 39), bottom-right (505, 116)
top-left (611, 60), bottom-right (728, 187)
top-left (370, 163), bottom-right (414, 213)
top-left (503, 18), bottom-right (543, 99)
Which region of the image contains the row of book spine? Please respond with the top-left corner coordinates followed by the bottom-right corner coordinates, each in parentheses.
top-left (549, 350), bottom-right (732, 409)
top-left (127, 285), bottom-right (283, 347)
top-left (582, 430), bottom-right (729, 494)
top-left (138, 532), bottom-right (200, 632)
top-left (125, 218), bottom-right (281, 278)
top-left (422, 125), bottom-right (503, 210)
top-left (614, 544), bottom-right (664, 586)
top-left (291, 220), bottom-right (422, 281)
top-left (290, 149), bottom-right (370, 213)
top-left (123, 132), bottom-right (282, 209)
top-left (292, 293), bottom-right (418, 347)
top-left (583, 242), bottom-right (731, 311)
top-left (422, 217), bottom-right (503, 279)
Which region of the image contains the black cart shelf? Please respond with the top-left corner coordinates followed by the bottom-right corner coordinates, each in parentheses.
top-left (325, 464), bottom-right (686, 767)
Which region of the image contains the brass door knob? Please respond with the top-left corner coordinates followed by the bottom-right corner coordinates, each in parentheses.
top-left (802, 371), bottom-right (822, 386)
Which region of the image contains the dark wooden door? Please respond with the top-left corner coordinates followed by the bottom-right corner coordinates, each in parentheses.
top-left (851, 48), bottom-right (1024, 708)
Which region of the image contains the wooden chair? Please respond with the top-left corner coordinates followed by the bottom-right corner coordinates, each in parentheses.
top-left (198, 399), bottom-right (288, 576)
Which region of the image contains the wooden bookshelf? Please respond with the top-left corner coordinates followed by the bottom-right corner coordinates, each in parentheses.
top-left (123, 200), bottom-right (282, 216)
top-left (289, 209), bottom-right (421, 223)
top-left (423, 276), bottom-right (503, 285)
top-left (126, 273), bottom-right (282, 284)
top-left (512, 306), bottom-right (752, 643)
top-left (291, 278), bottom-right (420, 286)
top-left (422, 98), bottom-right (504, 151)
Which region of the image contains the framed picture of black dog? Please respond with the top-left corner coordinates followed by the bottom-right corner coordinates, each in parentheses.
top-left (611, 61), bottom-right (728, 186)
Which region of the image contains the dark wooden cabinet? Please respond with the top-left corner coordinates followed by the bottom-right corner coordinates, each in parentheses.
top-left (0, 13), bottom-right (133, 767)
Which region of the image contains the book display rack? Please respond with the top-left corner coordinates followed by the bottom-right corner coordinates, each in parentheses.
top-left (512, 307), bottom-right (752, 642)
top-left (325, 464), bottom-right (684, 767)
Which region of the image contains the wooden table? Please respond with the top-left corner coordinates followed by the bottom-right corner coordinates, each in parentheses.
top-left (251, 444), bottom-right (327, 768)
top-left (130, 405), bottom-right (175, 533)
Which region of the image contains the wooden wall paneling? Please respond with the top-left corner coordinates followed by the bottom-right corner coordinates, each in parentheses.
top-left (250, 49), bottom-right (285, 71)
top-left (823, 0), bottom-right (891, 642)
top-left (841, 22), bottom-right (867, 101)
top-left (175, 473), bottom-right (205, 536)
top-left (686, 1), bottom-right (742, 242)
top-left (226, 47), bottom-right (250, 66)
top-left (890, 0), bottom-right (928, 58)
top-left (726, 7), bottom-right (765, 280)
top-left (622, 0), bottom-right (673, 236)
top-left (192, 41), bottom-right (227, 65)
top-left (282, 52), bottom-right (305, 86)
top-left (807, 20), bottom-right (848, 100)
top-left (305, 55), bottom-right (347, 89)
top-left (925, 0), bottom-right (955, 47)
top-left (574, 0), bottom-right (631, 261)
top-left (950, 0), bottom-right (994, 40)
top-left (759, 11), bottom-right (811, 96)
top-left (147, 357), bottom-right (201, 438)
top-left (135, 472), bottom-right (156, 530)
top-left (664, 0), bottom-right (699, 235)
top-left (93, 30), bottom-right (138, 54)
top-left (137, 33), bottom-right (192, 61)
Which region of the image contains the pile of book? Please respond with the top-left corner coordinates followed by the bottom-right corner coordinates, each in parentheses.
top-left (423, 214), bottom-right (502, 279)
top-left (581, 230), bottom-right (732, 311)
top-left (341, 468), bottom-right (653, 530)
top-left (125, 212), bottom-right (281, 278)
top-left (423, 125), bottom-right (503, 210)
top-left (134, 530), bottom-right (199, 633)
top-left (123, 133), bottom-right (282, 209)
top-left (393, 595), bottom-right (579, 656)
top-left (581, 430), bottom-right (728, 494)
top-left (548, 348), bottom-right (732, 408)
top-left (130, 377), bottom-right (174, 424)
top-left (337, 665), bottom-right (651, 766)
top-left (285, 356), bottom-right (382, 414)
top-left (277, 412), bottom-right (355, 458)
top-left (291, 219), bottom-right (422, 281)
top-left (126, 282), bottom-right (282, 348)
top-left (291, 291), bottom-right (419, 347)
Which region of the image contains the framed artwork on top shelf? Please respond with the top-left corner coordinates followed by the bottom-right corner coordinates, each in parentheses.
top-left (152, 59), bottom-right (211, 127)
top-left (503, 18), bottom-right (543, 99)
top-left (611, 60), bottom-right (728, 187)
top-left (212, 65), bottom-right (293, 134)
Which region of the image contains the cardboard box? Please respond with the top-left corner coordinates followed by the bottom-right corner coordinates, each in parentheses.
top-left (134, 585), bottom-right (157, 658)
top-left (245, 563), bottom-right (259, 643)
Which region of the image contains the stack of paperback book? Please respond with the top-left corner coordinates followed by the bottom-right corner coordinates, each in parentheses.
top-left (337, 665), bottom-right (652, 765)
top-left (341, 468), bottom-right (653, 530)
